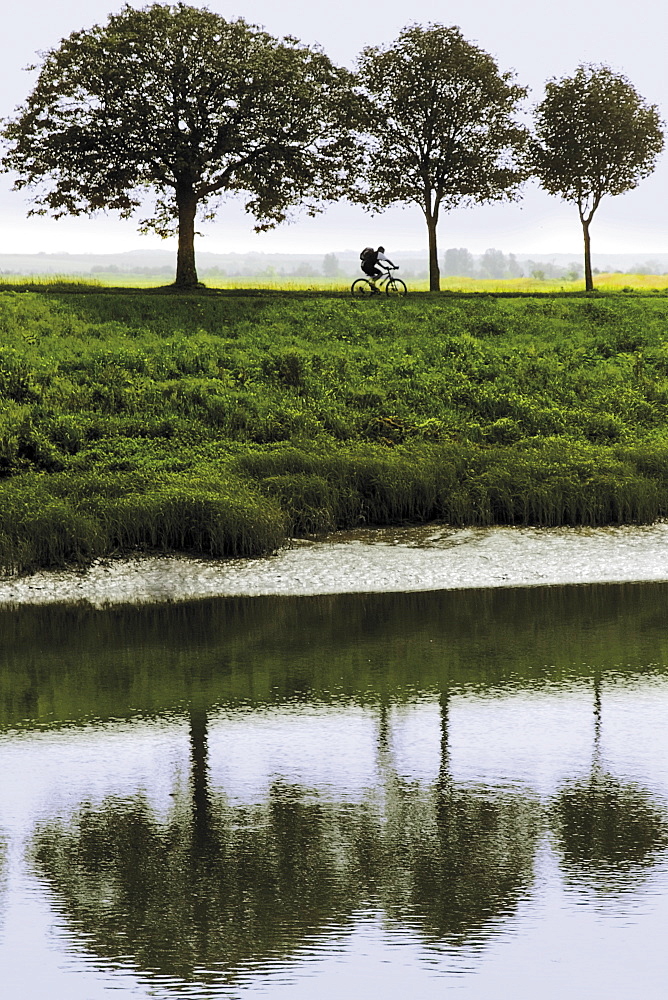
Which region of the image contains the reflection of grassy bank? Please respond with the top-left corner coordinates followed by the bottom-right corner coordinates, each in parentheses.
top-left (4, 289), bottom-right (668, 571)
top-left (2, 582), bottom-right (668, 730)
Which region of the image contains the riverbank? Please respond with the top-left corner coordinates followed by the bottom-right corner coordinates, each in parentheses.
top-left (4, 288), bottom-right (668, 575)
top-left (2, 522), bottom-right (668, 607)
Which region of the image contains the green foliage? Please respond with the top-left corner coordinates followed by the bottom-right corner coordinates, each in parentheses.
top-left (531, 65), bottom-right (665, 290)
top-left (3, 288), bottom-right (668, 573)
top-left (532, 65), bottom-right (664, 205)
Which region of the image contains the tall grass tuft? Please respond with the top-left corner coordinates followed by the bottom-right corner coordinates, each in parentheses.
top-left (238, 439), bottom-right (667, 534)
top-left (0, 470), bottom-right (286, 573)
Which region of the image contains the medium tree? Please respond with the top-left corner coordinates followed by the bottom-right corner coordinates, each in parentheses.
top-left (353, 24), bottom-right (527, 291)
top-left (1, 3), bottom-right (356, 288)
top-left (531, 65), bottom-right (664, 292)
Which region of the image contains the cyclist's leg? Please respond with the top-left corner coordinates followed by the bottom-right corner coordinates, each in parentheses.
top-left (361, 265), bottom-right (382, 292)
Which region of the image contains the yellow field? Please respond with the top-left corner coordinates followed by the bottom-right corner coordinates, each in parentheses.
top-left (196, 272), bottom-right (668, 293)
top-left (431, 273), bottom-right (668, 293)
top-left (2, 272), bottom-right (667, 292)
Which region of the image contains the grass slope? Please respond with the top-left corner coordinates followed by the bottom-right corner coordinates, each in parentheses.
top-left (2, 285), bottom-right (668, 572)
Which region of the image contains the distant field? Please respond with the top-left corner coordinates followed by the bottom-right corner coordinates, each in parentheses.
top-left (3, 285), bottom-right (668, 573)
top-left (208, 273), bottom-right (668, 293)
top-left (434, 273), bottom-right (668, 293)
top-left (2, 272), bottom-right (668, 292)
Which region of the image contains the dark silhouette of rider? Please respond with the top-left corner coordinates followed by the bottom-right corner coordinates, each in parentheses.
top-left (361, 246), bottom-right (396, 290)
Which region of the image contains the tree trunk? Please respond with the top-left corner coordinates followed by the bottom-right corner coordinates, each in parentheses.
top-left (435, 690), bottom-right (452, 838)
top-left (427, 214), bottom-right (440, 292)
top-left (175, 187), bottom-right (200, 289)
top-left (582, 218), bottom-right (594, 292)
top-left (592, 670), bottom-right (602, 771)
top-left (438, 690), bottom-right (450, 791)
top-left (189, 706), bottom-right (211, 850)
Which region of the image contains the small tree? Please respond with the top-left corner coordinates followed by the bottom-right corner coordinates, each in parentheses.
top-left (531, 65), bottom-right (664, 292)
top-left (1, 4), bottom-right (356, 288)
top-left (354, 24), bottom-right (527, 291)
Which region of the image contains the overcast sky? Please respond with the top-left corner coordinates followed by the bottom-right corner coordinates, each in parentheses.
top-left (1, 0), bottom-right (667, 257)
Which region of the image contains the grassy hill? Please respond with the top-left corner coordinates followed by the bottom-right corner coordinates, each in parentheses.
top-left (2, 283), bottom-right (668, 573)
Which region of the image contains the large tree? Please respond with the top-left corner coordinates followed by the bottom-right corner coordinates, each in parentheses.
top-left (531, 64), bottom-right (664, 292)
top-left (354, 24), bottom-right (527, 291)
top-left (1, 3), bottom-right (356, 288)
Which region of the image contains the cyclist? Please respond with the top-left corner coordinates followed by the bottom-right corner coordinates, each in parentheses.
top-left (360, 246), bottom-right (396, 291)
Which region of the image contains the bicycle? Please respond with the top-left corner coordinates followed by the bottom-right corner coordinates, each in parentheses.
top-left (351, 266), bottom-right (407, 298)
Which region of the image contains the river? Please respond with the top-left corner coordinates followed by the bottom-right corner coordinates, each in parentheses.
top-left (1, 572), bottom-right (667, 998)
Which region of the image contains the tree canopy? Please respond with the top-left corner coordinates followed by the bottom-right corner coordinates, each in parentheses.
top-left (353, 24), bottom-right (527, 291)
top-left (531, 64), bottom-right (664, 291)
top-left (1, 3), bottom-right (356, 287)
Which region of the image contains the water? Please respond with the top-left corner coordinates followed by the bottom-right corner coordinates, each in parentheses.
top-left (1, 583), bottom-right (668, 998)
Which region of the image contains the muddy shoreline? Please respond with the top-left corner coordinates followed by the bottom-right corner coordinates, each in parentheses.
top-left (2, 522), bottom-right (668, 608)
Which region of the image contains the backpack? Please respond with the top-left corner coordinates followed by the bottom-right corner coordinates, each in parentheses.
top-left (360, 247), bottom-right (376, 266)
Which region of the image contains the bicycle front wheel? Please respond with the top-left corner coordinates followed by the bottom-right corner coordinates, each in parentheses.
top-left (351, 278), bottom-right (374, 297)
top-left (386, 278), bottom-right (407, 297)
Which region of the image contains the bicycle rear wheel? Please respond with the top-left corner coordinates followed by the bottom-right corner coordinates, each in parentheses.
top-left (351, 278), bottom-right (374, 297)
top-left (386, 278), bottom-right (407, 297)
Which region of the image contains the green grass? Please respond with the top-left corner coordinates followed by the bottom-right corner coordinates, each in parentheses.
top-left (3, 283), bottom-right (668, 573)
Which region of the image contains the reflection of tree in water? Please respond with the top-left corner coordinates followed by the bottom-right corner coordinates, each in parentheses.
top-left (31, 701), bottom-right (542, 987)
top-left (34, 790), bottom-right (366, 983)
top-left (32, 709), bottom-right (367, 985)
top-left (376, 694), bottom-right (541, 944)
top-left (32, 681), bottom-right (668, 989)
top-left (551, 673), bottom-right (668, 895)
top-left (0, 834), bottom-right (6, 928)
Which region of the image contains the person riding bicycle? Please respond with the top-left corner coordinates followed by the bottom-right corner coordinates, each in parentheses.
top-left (360, 246), bottom-right (396, 291)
